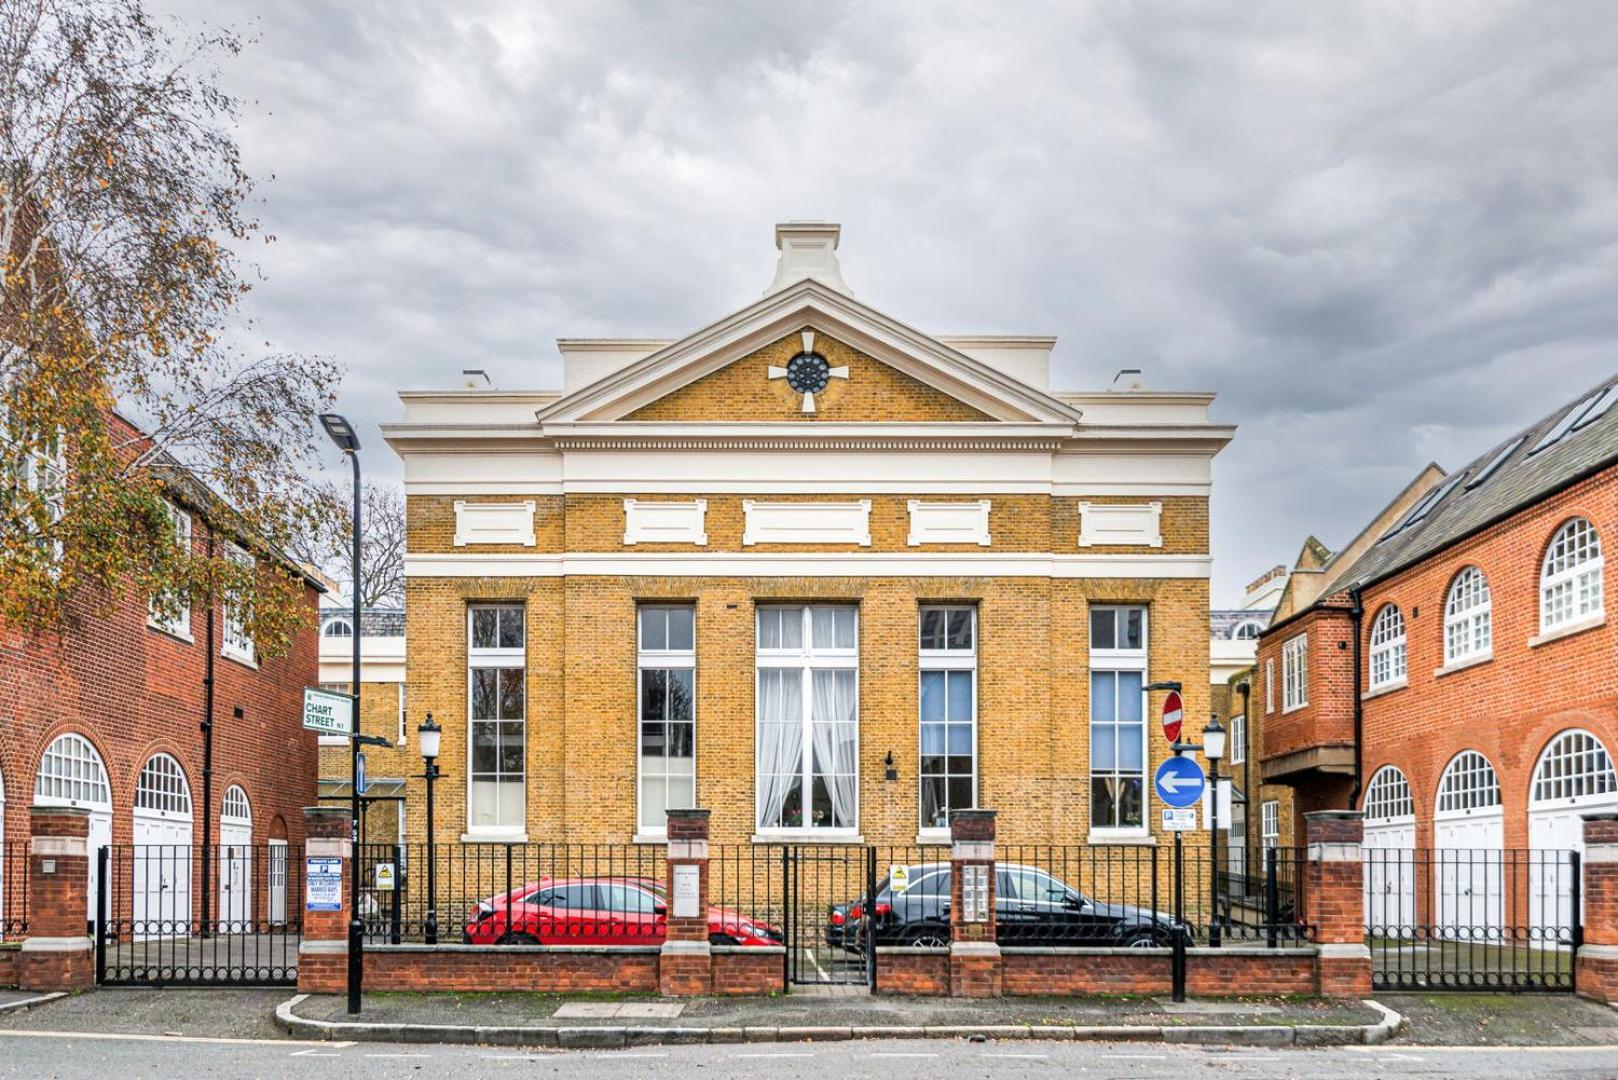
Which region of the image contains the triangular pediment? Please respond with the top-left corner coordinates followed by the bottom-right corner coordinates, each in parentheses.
top-left (536, 279), bottom-right (1083, 428)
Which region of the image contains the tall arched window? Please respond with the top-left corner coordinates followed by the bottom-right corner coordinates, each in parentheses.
top-left (135, 754), bottom-right (192, 816)
top-left (1542, 518), bottom-right (1603, 632)
top-left (1444, 567), bottom-right (1492, 663)
top-left (1531, 730), bottom-right (1617, 804)
top-left (1436, 750), bottom-right (1502, 815)
top-left (1364, 766), bottom-right (1415, 823)
top-left (1368, 605), bottom-right (1407, 690)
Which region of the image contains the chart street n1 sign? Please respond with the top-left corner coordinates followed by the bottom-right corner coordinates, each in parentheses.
top-left (1154, 755), bottom-right (1206, 808)
top-left (302, 687), bottom-right (352, 736)
top-left (1161, 690), bottom-right (1184, 745)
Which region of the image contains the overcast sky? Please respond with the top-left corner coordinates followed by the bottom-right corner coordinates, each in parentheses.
top-left (159, 0), bottom-right (1618, 605)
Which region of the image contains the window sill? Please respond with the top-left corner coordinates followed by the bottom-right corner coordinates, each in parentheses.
top-left (1361, 677), bottom-right (1407, 702)
top-left (147, 620), bottom-right (194, 644)
top-left (459, 831), bottom-right (530, 844)
top-left (751, 832), bottom-right (864, 845)
top-left (1529, 613), bottom-right (1607, 649)
top-left (915, 830), bottom-right (951, 846)
top-left (222, 647), bottom-right (257, 669)
top-left (1434, 651), bottom-right (1492, 678)
top-left (631, 833), bottom-right (667, 846)
top-left (1281, 702), bottom-right (1307, 715)
top-left (1086, 831), bottom-right (1155, 847)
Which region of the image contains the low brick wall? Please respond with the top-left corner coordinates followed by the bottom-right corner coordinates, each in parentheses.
top-left (711, 947), bottom-right (783, 995)
top-left (0, 944), bottom-right (16, 988)
top-left (1002, 947), bottom-right (1319, 997)
top-left (875, 947), bottom-right (950, 996)
top-left (364, 945), bottom-right (659, 993)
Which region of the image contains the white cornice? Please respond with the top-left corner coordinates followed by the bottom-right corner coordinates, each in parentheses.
top-left (403, 551), bottom-right (1212, 580)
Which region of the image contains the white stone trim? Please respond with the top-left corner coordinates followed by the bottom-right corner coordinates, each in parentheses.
top-left (404, 552), bottom-right (1213, 579)
top-left (299, 940), bottom-right (350, 955)
top-left (667, 840), bottom-right (709, 860)
top-left (19, 936), bottom-right (91, 952)
top-left (659, 940), bottom-right (712, 954)
top-left (1078, 501), bottom-right (1163, 548)
top-left (742, 500), bottom-right (872, 546)
top-left (1317, 943), bottom-right (1371, 960)
top-left (907, 500), bottom-right (992, 547)
top-left (453, 500), bottom-right (536, 547)
top-left (305, 838), bottom-right (350, 858)
top-left (1578, 943), bottom-right (1618, 959)
top-left (949, 941), bottom-right (1001, 957)
top-left (1582, 845), bottom-right (1618, 863)
top-left (30, 836), bottom-right (86, 857)
top-left (1308, 842), bottom-right (1364, 863)
top-left (1528, 612), bottom-right (1606, 649)
top-left (952, 841), bottom-right (994, 861)
top-left (623, 498), bottom-right (707, 546)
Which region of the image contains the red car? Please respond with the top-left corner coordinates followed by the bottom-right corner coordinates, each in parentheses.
top-left (463, 875), bottom-right (782, 947)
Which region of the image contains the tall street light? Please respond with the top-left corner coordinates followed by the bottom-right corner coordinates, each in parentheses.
top-left (320, 412), bottom-right (364, 1015)
top-left (417, 714), bottom-right (442, 945)
top-left (1203, 715), bottom-right (1227, 950)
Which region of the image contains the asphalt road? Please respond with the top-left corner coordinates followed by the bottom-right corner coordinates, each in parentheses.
top-left (1, 1031), bottom-right (1617, 1079)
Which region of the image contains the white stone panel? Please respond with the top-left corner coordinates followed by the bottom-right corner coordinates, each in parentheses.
top-left (742, 500), bottom-right (872, 546)
top-left (623, 499), bottom-right (708, 546)
top-left (1078, 501), bottom-right (1163, 548)
top-left (906, 500), bottom-right (992, 546)
top-left (453, 500), bottom-right (537, 547)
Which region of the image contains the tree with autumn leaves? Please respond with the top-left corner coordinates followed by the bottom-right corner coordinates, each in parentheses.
top-left (0, 0), bottom-right (344, 654)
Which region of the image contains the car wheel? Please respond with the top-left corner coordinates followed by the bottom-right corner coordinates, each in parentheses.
top-left (908, 931), bottom-right (949, 949)
top-left (497, 931), bottom-right (540, 946)
top-left (1121, 929), bottom-right (1163, 949)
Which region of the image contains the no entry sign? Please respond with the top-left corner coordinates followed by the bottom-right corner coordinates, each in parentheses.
top-left (1161, 690), bottom-right (1184, 744)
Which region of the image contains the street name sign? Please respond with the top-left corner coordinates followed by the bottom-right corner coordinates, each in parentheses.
top-left (1160, 690), bottom-right (1184, 745)
top-left (1154, 756), bottom-right (1206, 808)
top-left (302, 687), bottom-right (352, 736)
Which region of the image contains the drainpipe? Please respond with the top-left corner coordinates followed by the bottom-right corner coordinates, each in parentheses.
top-left (1237, 680), bottom-right (1252, 886)
top-left (200, 527), bottom-right (216, 933)
top-left (1347, 586), bottom-right (1365, 811)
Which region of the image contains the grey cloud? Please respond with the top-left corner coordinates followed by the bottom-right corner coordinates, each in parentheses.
top-left (154, 0), bottom-right (1618, 602)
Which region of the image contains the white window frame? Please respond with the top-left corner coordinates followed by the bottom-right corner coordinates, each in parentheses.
top-left (135, 753), bottom-right (193, 819)
top-left (8, 410), bottom-right (66, 564)
top-left (1264, 659), bottom-right (1275, 715)
top-left (148, 503), bottom-right (193, 641)
top-left (1229, 713), bottom-right (1246, 765)
top-left (1364, 766), bottom-right (1415, 824)
top-left (637, 604), bottom-right (697, 838)
top-left (1531, 729), bottom-right (1617, 805)
top-left (1089, 604), bottom-right (1149, 840)
top-left (1444, 567), bottom-right (1492, 665)
top-left (754, 605), bottom-right (860, 838)
top-left (466, 603), bottom-right (527, 838)
top-left (1368, 605), bottom-right (1407, 691)
top-left (1261, 800), bottom-right (1279, 848)
top-left (918, 605), bottom-right (978, 839)
top-left (1435, 750), bottom-right (1502, 816)
top-left (397, 683), bottom-right (407, 748)
top-left (1541, 518), bottom-right (1604, 633)
top-left (322, 618), bottom-right (354, 639)
top-left (221, 542), bottom-right (256, 666)
top-left (1281, 634), bottom-right (1308, 713)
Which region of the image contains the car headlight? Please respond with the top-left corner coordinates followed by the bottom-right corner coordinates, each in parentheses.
top-left (737, 923), bottom-right (758, 938)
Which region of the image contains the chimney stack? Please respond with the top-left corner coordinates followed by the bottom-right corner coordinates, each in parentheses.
top-left (461, 369), bottom-right (492, 390)
top-left (765, 221), bottom-right (853, 296)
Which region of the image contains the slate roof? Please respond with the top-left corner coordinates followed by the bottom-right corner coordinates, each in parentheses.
top-left (1212, 609), bottom-right (1272, 638)
top-left (320, 607), bottom-right (405, 637)
top-left (1328, 371), bottom-right (1618, 592)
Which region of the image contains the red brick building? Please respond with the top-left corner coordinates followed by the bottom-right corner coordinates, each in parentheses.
top-left (1259, 376), bottom-right (1618, 932)
top-left (0, 426), bottom-right (323, 933)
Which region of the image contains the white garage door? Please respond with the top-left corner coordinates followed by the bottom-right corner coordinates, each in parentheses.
top-left (1528, 730), bottom-right (1618, 936)
top-left (1363, 766), bottom-right (1417, 935)
top-left (132, 754), bottom-right (193, 941)
top-left (1433, 751), bottom-right (1504, 937)
top-left (34, 734), bottom-right (113, 931)
top-left (219, 786), bottom-right (254, 931)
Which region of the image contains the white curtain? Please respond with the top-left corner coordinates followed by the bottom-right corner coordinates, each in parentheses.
top-left (757, 669), bottom-right (803, 828)
top-left (812, 670), bottom-right (858, 829)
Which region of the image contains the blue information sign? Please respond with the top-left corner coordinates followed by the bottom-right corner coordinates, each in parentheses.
top-left (1154, 756), bottom-right (1206, 808)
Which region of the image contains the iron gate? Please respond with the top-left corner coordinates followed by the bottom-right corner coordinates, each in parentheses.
top-left (1366, 847), bottom-right (1580, 991)
top-left (780, 845), bottom-right (876, 988)
top-left (96, 844), bottom-right (303, 987)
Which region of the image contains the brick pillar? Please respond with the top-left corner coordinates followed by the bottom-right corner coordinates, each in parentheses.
top-left (660, 808), bottom-right (712, 996)
top-left (297, 807), bottom-right (351, 994)
top-left (948, 809), bottom-right (1001, 997)
top-left (18, 807), bottom-right (94, 992)
top-left (1303, 809), bottom-right (1371, 997)
top-left (1575, 813), bottom-right (1618, 1003)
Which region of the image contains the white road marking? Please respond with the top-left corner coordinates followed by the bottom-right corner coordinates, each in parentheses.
top-left (735, 1051), bottom-right (816, 1057)
top-left (1347, 1045), bottom-right (1618, 1053)
top-left (365, 1052), bottom-right (431, 1058)
top-left (1101, 1053), bottom-right (1167, 1059)
top-left (871, 1052), bottom-right (938, 1057)
top-left (984, 1052), bottom-right (1049, 1059)
top-left (0, 1029), bottom-right (351, 1048)
top-left (290, 1049), bottom-right (340, 1058)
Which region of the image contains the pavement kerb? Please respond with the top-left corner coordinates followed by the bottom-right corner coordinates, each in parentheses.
top-left (0, 993), bottom-right (65, 1016)
top-left (275, 993), bottom-right (1406, 1049)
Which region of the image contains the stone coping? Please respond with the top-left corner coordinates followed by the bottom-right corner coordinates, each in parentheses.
top-left (365, 943), bottom-right (662, 955)
top-left (998, 945), bottom-right (1319, 957)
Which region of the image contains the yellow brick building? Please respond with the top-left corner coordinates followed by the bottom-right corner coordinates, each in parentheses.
top-left (384, 222), bottom-right (1233, 849)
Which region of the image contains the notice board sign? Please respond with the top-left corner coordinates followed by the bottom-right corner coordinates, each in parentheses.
top-left (672, 864), bottom-right (700, 918)
top-left (306, 856), bottom-right (342, 912)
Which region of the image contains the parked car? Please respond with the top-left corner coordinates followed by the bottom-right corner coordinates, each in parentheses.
top-left (463, 875), bottom-right (782, 947)
top-left (831, 863), bottom-right (1184, 949)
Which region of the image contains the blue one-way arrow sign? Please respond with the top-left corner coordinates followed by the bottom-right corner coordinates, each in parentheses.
top-left (1154, 756), bottom-right (1206, 808)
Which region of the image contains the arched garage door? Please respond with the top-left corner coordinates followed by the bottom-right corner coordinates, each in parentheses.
top-left (1363, 766), bottom-right (1417, 935)
top-left (1529, 730), bottom-right (1618, 933)
top-left (1433, 750), bottom-right (1504, 937)
top-left (132, 754), bottom-right (193, 940)
top-left (35, 734), bottom-right (113, 930)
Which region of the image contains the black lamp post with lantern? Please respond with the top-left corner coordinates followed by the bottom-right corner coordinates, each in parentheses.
top-left (417, 713), bottom-right (443, 945)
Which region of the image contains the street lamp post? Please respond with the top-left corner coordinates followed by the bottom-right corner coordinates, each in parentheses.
top-left (320, 412), bottom-right (364, 1016)
top-left (417, 714), bottom-right (442, 946)
top-left (1203, 715), bottom-right (1227, 950)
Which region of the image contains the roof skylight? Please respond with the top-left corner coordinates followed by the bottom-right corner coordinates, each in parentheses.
top-left (1531, 388), bottom-right (1613, 455)
top-left (1465, 436), bottom-right (1525, 491)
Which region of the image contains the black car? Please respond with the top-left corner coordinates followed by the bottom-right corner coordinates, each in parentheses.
top-left (831, 863), bottom-right (1183, 949)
